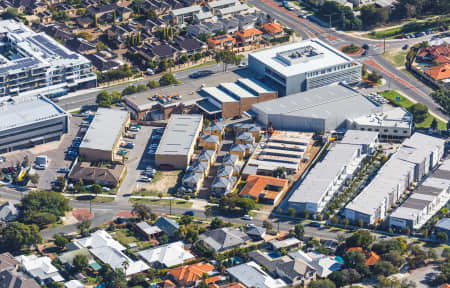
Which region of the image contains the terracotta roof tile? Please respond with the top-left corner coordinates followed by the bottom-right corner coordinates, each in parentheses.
top-left (239, 175), bottom-right (288, 201)
top-left (236, 28), bottom-right (263, 38)
top-left (169, 262), bottom-right (215, 283)
top-left (424, 64), bottom-right (450, 80)
top-left (262, 23), bottom-right (283, 34)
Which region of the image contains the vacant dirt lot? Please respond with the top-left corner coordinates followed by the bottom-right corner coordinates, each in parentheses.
top-left (138, 170), bottom-right (182, 195)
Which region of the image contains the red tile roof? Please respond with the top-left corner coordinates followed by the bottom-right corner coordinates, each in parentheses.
top-left (169, 262), bottom-right (215, 283)
top-left (262, 23), bottom-right (283, 34)
top-left (236, 28), bottom-right (263, 38)
top-left (424, 64), bottom-right (450, 80)
top-left (208, 34), bottom-right (235, 45)
top-left (346, 247), bottom-right (380, 266)
top-left (239, 175), bottom-right (288, 201)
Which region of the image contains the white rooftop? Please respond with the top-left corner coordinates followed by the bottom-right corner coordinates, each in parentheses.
top-left (138, 241), bottom-right (195, 267)
top-left (220, 82), bottom-right (257, 99)
top-left (172, 5), bottom-right (201, 16)
top-left (90, 246), bottom-right (149, 276)
top-left (202, 87), bottom-right (238, 103)
top-left (237, 78), bottom-right (275, 94)
top-left (249, 39), bottom-right (355, 77)
top-left (76, 230), bottom-right (126, 251)
top-left (227, 261), bottom-right (287, 288)
top-left (80, 108), bottom-right (128, 152)
top-left (352, 107), bottom-right (413, 129)
top-left (208, 0), bottom-right (238, 8)
top-left (0, 95), bottom-right (67, 131)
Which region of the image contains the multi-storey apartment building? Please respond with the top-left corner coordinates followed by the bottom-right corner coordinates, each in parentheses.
top-left (248, 39), bottom-right (361, 95)
top-left (0, 20), bottom-right (96, 98)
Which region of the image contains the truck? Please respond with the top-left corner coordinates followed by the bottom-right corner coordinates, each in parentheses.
top-left (35, 155), bottom-right (48, 170)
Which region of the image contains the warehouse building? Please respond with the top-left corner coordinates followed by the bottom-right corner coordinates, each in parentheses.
top-left (344, 133), bottom-right (446, 225)
top-left (155, 114), bottom-right (203, 169)
top-left (79, 108), bottom-right (130, 162)
top-left (348, 107), bottom-right (413, 141)
top-left (389, 159), bottom-right (450, 231)
top-left (0, 20), bottom-right (96, 99)
top-left (248, 39), bottom-right (361, 95)
top-left (197, 78), bottom-right (277, 119)
top-left (287, 130), bottom-right (379, 214)
top-left (0, 95), bottom-right (69, 154)
top-left (251, 84), bottom-right (380, 133)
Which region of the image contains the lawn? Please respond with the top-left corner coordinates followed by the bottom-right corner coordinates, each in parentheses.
top-left (130, 198), bottom-right (193, 208)
top-left (383, 49), bottom-right (407, 68)
top-left (178, 60), bottom-right (217, 72)
top-left (379, 90), bottom-right (446, 130)
top-left (113, 228), bottom-right (138, 246)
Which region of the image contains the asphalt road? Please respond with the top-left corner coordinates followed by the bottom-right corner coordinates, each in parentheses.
top-left (247, 0), bottom-right (448, 121)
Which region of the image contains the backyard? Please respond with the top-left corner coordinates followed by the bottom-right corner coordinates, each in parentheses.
top-left (380, 90), bottom-right (446, 130)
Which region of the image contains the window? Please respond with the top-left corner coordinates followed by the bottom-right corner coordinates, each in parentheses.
top-left (368, 128), bottom-right (372, 131)
top-left (403, 131), bottom-right (408, 133)
top-left (361, 128), bottom-right (365, 131)
top-left (393, 130), bottom-right (398, 133)
top-left (384, 129), bottom-right (388, 132)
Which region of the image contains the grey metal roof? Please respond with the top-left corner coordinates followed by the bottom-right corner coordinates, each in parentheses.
top-left (227, 261), bottom-right (287, 288)
top-left (436, 218), bottom-right (450, 231)
top-left (346, 133), bottom-right (445, 217)
top-left (80, 108), bottom-right (128, 152)
top-left (252, 84), bottom-right (379, 120)
top-left (289, 143), bottom-right (360, 205)
top-left (0, 96), bottom-right (67, 131)
top-left (156, 114), bottom-right (202, 156)
top-left (199, 227), bottom-right (250, 252)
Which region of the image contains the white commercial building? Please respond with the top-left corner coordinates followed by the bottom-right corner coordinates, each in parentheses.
top-left (248, 39), bottom-right (361, 95)
top-left (349, 107), bottom-right (413, 141)
top-left (0, 95), bottom-right (69, 154)
top-left (344, 133), bottom-right (446, 225)
top-left (0, 20), bottom-right (96, 98)
top-left (287, 130), bottom-right (379, 214)
top-left (389, 159), bottom-right (450, 231)
top-left (251, 84), bottom-right (380, 133)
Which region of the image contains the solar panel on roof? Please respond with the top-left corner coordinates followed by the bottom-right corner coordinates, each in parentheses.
top-left (31, 35), bottom-right (78, 60)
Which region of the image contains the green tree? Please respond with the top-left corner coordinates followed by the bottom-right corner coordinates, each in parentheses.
top-left (128, 273), bottom-right (146, 287)
top-left (437, 232), bottom-right (448, 243)
top-left (77, 219), bottom-right (91, 235)
top-left (408, 103), bottom-right (428, 123)
top-left (104, 266), bottom-right (126, 288)
top-left (136, 84), bottom-right (148, 92)
top-left (91, 184), bottom-right (102, 196)
top-left (21, 190), bottom-right (70, 217)
top-left (158, 59), bottom-right (168, 72)
top-left (431, 118), bottom-right (438, 131)
top-left (382, 251), bottom-right (405, 267)
top-left (132, 203), bottom-right (152, 221)
top-left (236, 198), bottom-right (256, 213)
top-left (210, 217), bottom-right (225, 229)
top-left (27, 212), bottom-right (57, 228)
top-left (294, 223), bottom-right (305, 239)
top-left (288, 208), bottom-right (296, 217)
top-left (73, 254), bottom-right (88, 272)
top-left (122, 85), bottom-right (137, 96)
top-left (111, 90), bottom-right (121, 103)
top-left (2, 222), bottom-right (42, 251)
top-left (344, 250), bottom-right (366, 270)
top-left (345, 230), bottom-right (374, 249)
top-left (96, 90), bottom-right (112, 107)
top-left (180, 215), bottom-right (193, 225)
top-left (373, 260), bottom-right (398, 276)
top-left (159, 72), bottom-right (178, 86)
top-left (308, 279), bottom-right (336, 288)
top-left (263, 220), bottom-right (273, 230)
top-left (55, 176), bottom-right (66, 192)
top-left (54, 234), bottom-right (69, 250)
top-left (148, 80), bottom-right (160, 89)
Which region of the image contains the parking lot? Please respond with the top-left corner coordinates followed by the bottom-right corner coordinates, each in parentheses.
top-left (0, 116), bottom-right (83, 190)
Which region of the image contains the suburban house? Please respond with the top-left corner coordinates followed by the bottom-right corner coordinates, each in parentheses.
top-left (138, 241), bottom-right (195, 268)
top-left (15, 255), bottom-right (64, 285)
top-left (134, 222), bottom-right (162, 240)
top-left (168, 262), bottom-right (216, 287)
top-left (199, 134), bottom-right (220, 151)
top-left (0, 201), bottom-right (19, 223)
top-left (346, 247), bottom-right (380, 266)
top-left (235, 28), bottom-right (263, 46)
top-left (239, 175), bottom-right (289, 205)
top-left (154, 217), bottom-right (180, 237)
top-left (208, 34), bottom-right (236, 50)
top-left (203, 122), bottom-right (225, 140)
top-left (198, 228), bottom-right (250, 253)
top-left (68, 162), bottom-right (126, 187)
top-left (0, 253), bottom-right (40, 288)
top-left (261, 22), bottom-right (285, 39)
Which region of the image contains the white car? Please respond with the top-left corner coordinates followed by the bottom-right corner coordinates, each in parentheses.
top-left (139, 177), bottom-right (152, 182)
top-left (242, 215), bottom-right (253, 220)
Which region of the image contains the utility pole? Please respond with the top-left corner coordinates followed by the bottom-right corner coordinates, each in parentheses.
top-left (169, 198), bottom-right (172, 215)
top-left (383, 36), bottom-right (386, 55)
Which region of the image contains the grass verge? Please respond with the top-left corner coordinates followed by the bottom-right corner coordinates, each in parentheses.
top-left (130, 198), bottom-right (193, 208)
top-left (379, 90), bottom-right (446, 130)
top-left (383, 50), bottom-right (407, 67)
top-left (178, 61), bottom-right (217, 72)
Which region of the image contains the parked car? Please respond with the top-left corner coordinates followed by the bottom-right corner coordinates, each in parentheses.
top-left (102, 187), bottom-right (111, 192)
top-left (118, 150), bottom-right (128, 155)
top-left (184, 211), bottom-right (195, 216)
top-left (58, 168), bottom-right (70, 173)
top-left (309, 222), bottom-right (322, 228)
top-left (242, 215), bottom-right (253, 220)
top-left (0, 156), bottom-right (5, 163)
top-left (189, 70), bottom-right (214, 79)
top-left (146, 68), bottom-right (155, 75)
top-left (129, 127), bottom-right (139, 132)
top-left (362, 43), bottom-right (369, 50)
top-left (139, 176), bottom-right (152, 182)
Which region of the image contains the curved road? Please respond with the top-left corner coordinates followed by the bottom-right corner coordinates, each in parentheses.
top-left (248, 0), bottom-right (448, 121)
